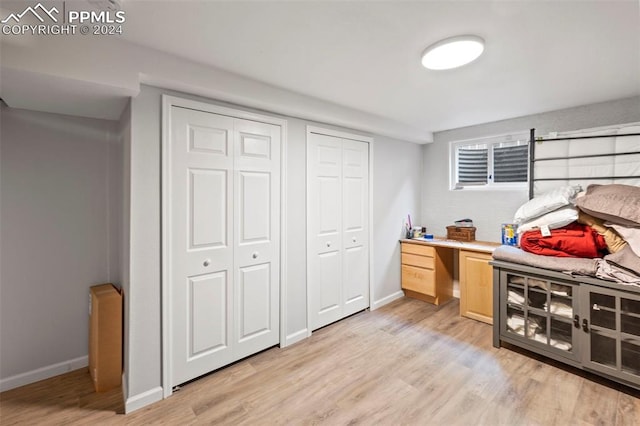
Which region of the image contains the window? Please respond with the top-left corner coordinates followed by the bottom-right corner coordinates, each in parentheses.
top-left (451, 132), bottom-right (529, 190)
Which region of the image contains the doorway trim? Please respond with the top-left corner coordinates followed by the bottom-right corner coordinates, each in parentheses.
top-left (305, 125), bottom-right (374, 337)
top-left (161, 95), bottom-right (288, 398)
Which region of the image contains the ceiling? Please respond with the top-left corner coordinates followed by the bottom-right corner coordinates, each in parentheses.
top-left (1, 1), bottom-right (638, 140)
top-left (118, 0), bottom-right (640, 134)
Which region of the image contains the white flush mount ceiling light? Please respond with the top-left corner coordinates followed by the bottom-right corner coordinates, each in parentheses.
top-left (421, 35), bottom-right (485, 70)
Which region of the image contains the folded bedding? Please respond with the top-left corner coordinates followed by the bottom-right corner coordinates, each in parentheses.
top-left (520, 223), bottom-right (607, 258)
top-left (604, 245), bottom-right (640, 277)
top-left (507, 314), bottom-right (540, 338)
top-left (507, 290), bottom-right (526, 305)
top-left (596, 260), bottom-right (640, 285)
top-left (544, 300), bottom-right (572, 318)
top-left (493, 245), bottom-right (599, 276)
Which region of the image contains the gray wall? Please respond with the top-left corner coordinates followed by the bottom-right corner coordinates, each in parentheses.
top-left (0, 106), bottom-right (122, 384)
top-left (124, 85), bottom-right (423, 405)
top-left (422, 96), bottom-right (640, 243)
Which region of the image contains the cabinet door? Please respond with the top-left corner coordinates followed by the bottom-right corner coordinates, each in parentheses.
top-left (581, 285), bottom-right (640, 386)
top-left (460, 250), bottom-right (493, 324)
top-left (500, 271), bottom-right (579, 361)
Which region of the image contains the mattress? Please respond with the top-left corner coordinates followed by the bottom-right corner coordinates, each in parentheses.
top-left (533, 123), bottom-right (640, 195)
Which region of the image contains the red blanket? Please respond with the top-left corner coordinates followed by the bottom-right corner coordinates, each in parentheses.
top-left (520, 223), bottom-right (608, 258)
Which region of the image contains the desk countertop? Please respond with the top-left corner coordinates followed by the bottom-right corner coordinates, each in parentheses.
top-left (400, 237), bottom-right (500, 254)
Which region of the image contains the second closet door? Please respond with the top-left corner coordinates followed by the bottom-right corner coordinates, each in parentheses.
top-left (308, 132), bottom-right (369, 331)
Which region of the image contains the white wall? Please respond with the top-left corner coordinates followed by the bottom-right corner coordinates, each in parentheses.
top-left (422, 96), bottom-right (640, 243)
top-left (0, 105), bottom-right (122, 390)
top-left (123, 85), bottom-right (422, 410)
top-left (373, 136), bottom-right (422, 308)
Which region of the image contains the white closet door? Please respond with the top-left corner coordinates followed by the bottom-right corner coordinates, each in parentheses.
top-left (342, 139), bottom-right (369, 317)
top-left (170, 106), bottom-right (235, 386)
top-left (169, 106), bottom-right (281, 387)
top-left (308, 133), bottom-right (344, 330)
top-left (233, 118), bottom-right (280, 359)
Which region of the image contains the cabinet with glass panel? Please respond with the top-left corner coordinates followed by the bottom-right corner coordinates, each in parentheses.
top-left (581, 285), bottom-right (640, 384)
top-left (494, 262), bottom-right (640, 390)
top-left (501, 272), bottom-right (579, 362)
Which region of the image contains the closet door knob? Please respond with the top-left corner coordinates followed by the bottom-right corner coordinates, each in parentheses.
top-left (203, 259), bottom-right (211, 267)
top-left (352, 237), bottom-right (357, 243)
top-left (252, 252), bottom-right (259, 259)
top-left (582, 319), bottom-right (589, 332)
top-left (573, 314), bottom-right (580, 328)
top-left (327, 242), bottom-right (331, 247)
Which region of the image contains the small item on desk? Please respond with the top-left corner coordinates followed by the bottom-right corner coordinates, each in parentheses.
top-left (423, 234), bottom-right (434, 239)
top-left (454, 218), bottom-right (474, 228)
top-left (447, 225), bottom-right (476, 242)
top-left (413, 227), bottom-right (422, 238)
top-left (405, 224), bottom-right (414, 239)
top-left (501, 223), bottom-right (519, 246)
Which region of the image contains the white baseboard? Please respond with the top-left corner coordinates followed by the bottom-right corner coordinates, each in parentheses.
top-left (121, 372), bottom-right (128, 407)
top-left (0, 355), bottom-right (88, 392)
top-left (125, 386), bottom-right (163, 413)
top-left (371, 290), bottom-right (405, 311)
top-left (284, 328), bottom-right (309, 347)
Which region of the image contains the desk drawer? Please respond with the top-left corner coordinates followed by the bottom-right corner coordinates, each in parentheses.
top-left (402, 265), bottom-right (436, 296)
top-left (401, 243), bottom-right (435, 257)
top-left (401, 253), bottom-right (435, 269)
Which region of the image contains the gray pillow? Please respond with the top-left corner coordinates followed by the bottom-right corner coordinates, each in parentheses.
top-left (575, 184), bottom-right (640, 227)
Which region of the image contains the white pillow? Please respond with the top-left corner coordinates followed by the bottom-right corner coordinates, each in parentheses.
top-left (607, 223), bottom-right (640, 257)
top-left (517, 206), bottom-right (579, 235)
top-left (514, 185), bottom-right (582, 224)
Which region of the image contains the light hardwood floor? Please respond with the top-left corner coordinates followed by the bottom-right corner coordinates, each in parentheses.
top-left (1, 297), bottom-right (639, 425)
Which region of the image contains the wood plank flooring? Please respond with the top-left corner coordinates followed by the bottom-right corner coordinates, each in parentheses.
top-left (1, 297), bottom-right (639, 425)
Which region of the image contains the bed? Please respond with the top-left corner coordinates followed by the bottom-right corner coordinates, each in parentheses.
top-left (491, 122), bottom-right (640, 390)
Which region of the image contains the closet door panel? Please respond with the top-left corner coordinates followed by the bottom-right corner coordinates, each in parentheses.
top-left (171, 107), bottom-right (235, 386)
top-left (318, 252), bottom-right (342, 315)
top-left (238, 263), bottom-right (272, 340)
top-left (189, 272), bottom-right (228, 356)
top-left (308, 133), bottom-right (343, 330)
top-left (342, 139), bottom-right (369, 316)
top-left (343, 246), bottom-right (368, 307)
top-left (233, 118), bottom-right (280, 359)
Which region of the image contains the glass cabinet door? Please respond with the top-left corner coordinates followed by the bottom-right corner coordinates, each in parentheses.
top-left (581, 284), bottom-right (640, 386)
top-left (501, 271), bottom-right (578, 361)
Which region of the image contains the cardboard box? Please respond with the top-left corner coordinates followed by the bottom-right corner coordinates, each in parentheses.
top-left (446, 226), bottom-right (476, 242)
top-left (89, 283), bottom-right (122, 392)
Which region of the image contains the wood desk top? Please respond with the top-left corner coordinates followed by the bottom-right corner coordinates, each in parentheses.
top-left (400, 237), bottom-right (500, 254)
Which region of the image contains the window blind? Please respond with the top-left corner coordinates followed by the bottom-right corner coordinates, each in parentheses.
top-left (493, 145), bottom-right (528, 182)
top-left (457, 148), bottom-right (488, 184)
